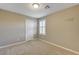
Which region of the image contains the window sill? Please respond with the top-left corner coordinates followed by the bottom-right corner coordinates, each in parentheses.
top-left (39, 34), bottom-right (46, 36)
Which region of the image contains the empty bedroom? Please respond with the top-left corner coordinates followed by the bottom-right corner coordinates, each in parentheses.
top-left (0, 3), bottom-right (79, 55)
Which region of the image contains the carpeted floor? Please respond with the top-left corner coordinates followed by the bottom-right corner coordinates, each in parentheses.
top-left (2, 39), bottom-right (75, 55)
top-left (21, 39), bottom-right (75, 55)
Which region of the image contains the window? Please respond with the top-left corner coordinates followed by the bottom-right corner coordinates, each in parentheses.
top-left (39, 18), bottom-right (46, 35)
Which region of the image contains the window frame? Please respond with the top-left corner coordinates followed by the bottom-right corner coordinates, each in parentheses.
top-left (39, 18), bottom-right (46, 35)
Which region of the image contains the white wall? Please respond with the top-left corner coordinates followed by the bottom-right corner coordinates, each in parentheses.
top-left (45, 5), bottom-right (79, 52)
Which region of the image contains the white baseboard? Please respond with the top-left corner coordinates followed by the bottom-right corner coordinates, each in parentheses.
top-left (0, 39), bottom-right (34, 49)
top-left (39, 39), bottom-right (79, 55)
top-left (0, 41), bottom-right (26, 49)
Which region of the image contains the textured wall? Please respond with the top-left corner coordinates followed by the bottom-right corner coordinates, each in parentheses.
top-left (46, 5), bottom-right (79, 52)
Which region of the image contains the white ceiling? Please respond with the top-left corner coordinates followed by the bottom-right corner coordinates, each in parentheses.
top-left (0, 3), bottom-right (78, 18)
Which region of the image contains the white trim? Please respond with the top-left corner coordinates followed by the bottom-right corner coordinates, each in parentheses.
top-left (39, 39), bottom-right (79, 55)
top-left (0, 41), bottom-right (26, 49)
top-left (0, 39), bottom-right (34, 49)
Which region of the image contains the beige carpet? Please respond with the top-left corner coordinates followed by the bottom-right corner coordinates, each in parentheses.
top-left (21, 39), bottom-right (75, 55)
top-left (0, 39), bottom-right (76, 55)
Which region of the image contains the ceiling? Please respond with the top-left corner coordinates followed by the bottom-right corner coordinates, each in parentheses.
top-left (0, 3), bottom-right (78, 18)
